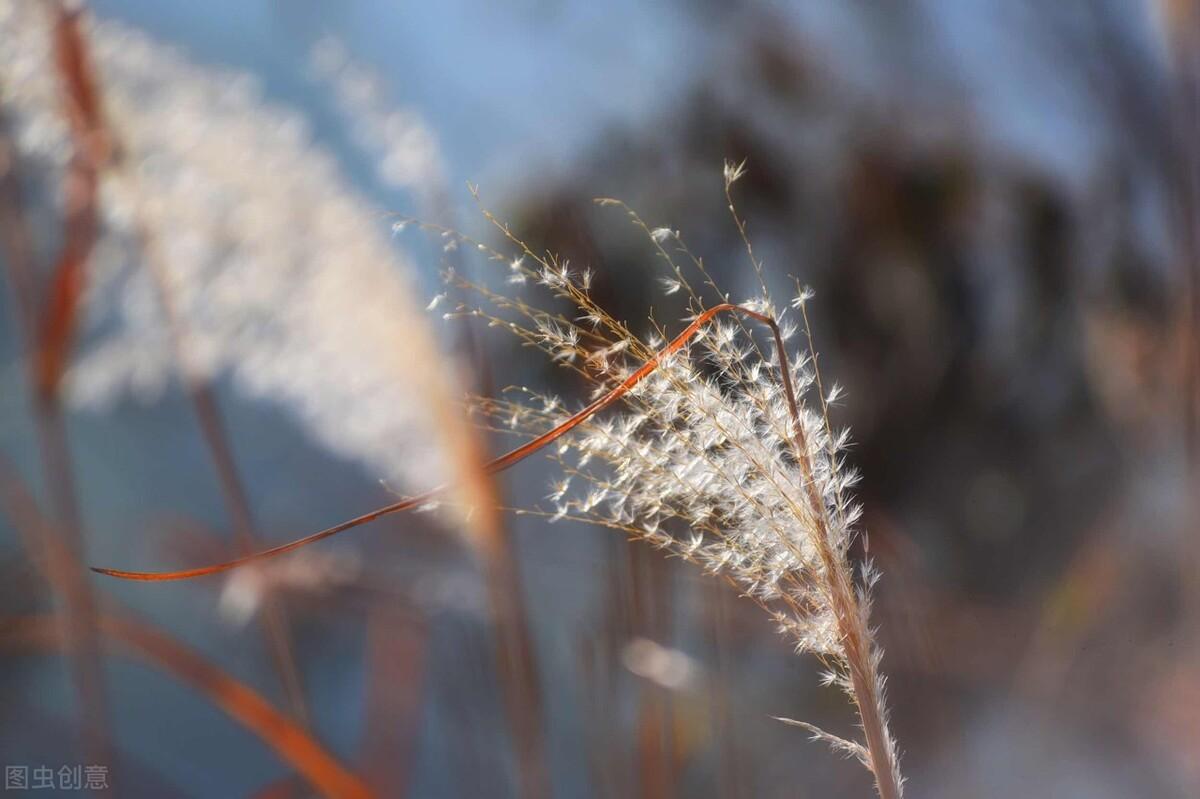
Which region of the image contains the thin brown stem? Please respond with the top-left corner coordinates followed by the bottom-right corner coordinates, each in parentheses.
top-left (360, 608), bottom-right (427, 797)
top-left (435, 189), bottom-right (552, 799)
top-left (186, 382), bottom-right (310, 724)
top-left (479, 537), bottom-right (552, 799)
top-left (630, 546), bottom-right (677, 799)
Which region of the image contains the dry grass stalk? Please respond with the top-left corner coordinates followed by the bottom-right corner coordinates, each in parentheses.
top-left (449, 172), bottom-right (905, 797)
top-left (93, 169), bottom-right (906, 797)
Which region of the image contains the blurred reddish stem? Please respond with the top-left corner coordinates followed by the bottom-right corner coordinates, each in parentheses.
top-left (0, 6), bottom-right (112, 775)
top-left (0, 613), bottom-right (375, 799)
top-left (249, 776), bottom-right (303, 799)
top-left (436, 191), bottom-right (552, 799)
top-left (184, 383), bottom-right (311, 723)
top-left (479, 534), bottom-right (552, 799)
top-left (35, 5), bottom-right (108, 400)
top-left (0, 464), bottom-right (349, 797)
top-left (360, 608), bottom-right (427, 797)
top-left (630, 547), bottom-right (677, 799)
top-left (706, 581), bottom-right (744, 799)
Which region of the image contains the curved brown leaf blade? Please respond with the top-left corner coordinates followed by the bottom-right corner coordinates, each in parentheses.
top-left (91, 303), bottom-right (798, 582)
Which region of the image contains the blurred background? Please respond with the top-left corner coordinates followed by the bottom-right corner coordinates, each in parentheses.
top-left (1, 0), bottom-right (1198, 796)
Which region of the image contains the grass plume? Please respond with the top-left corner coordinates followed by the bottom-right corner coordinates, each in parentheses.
top-left (93, 166), bottom-right (905, 796)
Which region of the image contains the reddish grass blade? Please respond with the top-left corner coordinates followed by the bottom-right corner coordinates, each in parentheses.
top-left (35, 7), bottom-right (109, 401)
top-left (92, 303), bottom-right (804, 581)
top-left (52, 7), bottom-right (104, 139)
top-left (35, 240), bottom-right (91, 399)
top-left (2, 9), bottom-right (114, 770)
top-left (0, 613), bottom-right (374, 799)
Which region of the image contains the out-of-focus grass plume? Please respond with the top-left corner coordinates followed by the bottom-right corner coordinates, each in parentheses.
top-left (0, 0), bottom-right (482, 515)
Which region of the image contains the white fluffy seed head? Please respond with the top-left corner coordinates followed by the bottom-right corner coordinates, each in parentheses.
top-left (462, 220), bottom-right (870, 662)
